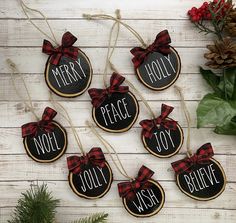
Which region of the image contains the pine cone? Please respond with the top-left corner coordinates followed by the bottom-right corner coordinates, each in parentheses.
top-left (204, 37), bottom-right (236, 69)
top-left (225, 8), bottom-right (236, 37)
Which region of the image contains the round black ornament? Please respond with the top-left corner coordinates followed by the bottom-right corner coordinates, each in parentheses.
top-left (131, 30), bottom-right (181, 91)
top-left (22, 107), bottom-right (67, 163)
top-left (140, 104), bottom-right (183, 158)
top-left (118, 166), bottom-right (165, 218)
top-left (172, 143), bottom-right (226, 201)
top-left (142, 121), bottom-right (183, 158)
top-left (43, 32), bottom-right (92, 98)
top-left (89, 73), bottom-right (139, 133)
top-left (67, 148), bottom-right (113, 199)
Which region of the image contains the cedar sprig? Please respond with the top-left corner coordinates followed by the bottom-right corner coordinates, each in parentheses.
top-left (8, 184), bottom-right (60, 223)
top-left (70, 213), bottom-right (108, 223)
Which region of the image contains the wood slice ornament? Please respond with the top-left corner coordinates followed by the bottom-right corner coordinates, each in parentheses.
top-left (88, 72), bottom-right (139, 133)
top-left (131, 30), bottom-right (181, 91)
top-left (118, 166), bottom-right (165, 218)
top-left (22, 107), bottom-right (67, 163)
top-left (67, 148), bottom-right (113, 199)
top-left (171, 143), bottom-right (226, 201)
top-left (43, 32), bottom-right (92, 98)
top-left (140, 104), bottom-right (183, 158)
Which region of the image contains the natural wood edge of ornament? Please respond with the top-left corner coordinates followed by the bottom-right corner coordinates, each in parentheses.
top-left (23, 121), bottom-right (68, 163)
top-left (68, 162), bottom-right (113, 200)
top-left (176, 158), bottom-right (227, 201)
top-left (122, 179), bottom-right (165, 218)
top-left (136, 46), bottom-right (181, 91)
top-left (44, 49), bottom-right (93, 98)
top-left (141, 120), bottom-right (184, 158)
top-left (92, 91), bottom-right (140, 133)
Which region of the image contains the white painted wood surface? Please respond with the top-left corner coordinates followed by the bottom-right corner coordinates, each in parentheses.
top-left (0, 0), bottom-right (236, 222)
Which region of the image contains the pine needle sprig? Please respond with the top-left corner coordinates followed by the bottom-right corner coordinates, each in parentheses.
top-left (70, 212), bottom-right (108, 223)
top-left (8, 184), bottom-right (60, 223)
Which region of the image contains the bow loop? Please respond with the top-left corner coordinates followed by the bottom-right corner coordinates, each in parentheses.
top-left (171, 143), bottom-right (214, 174)
top-left (21, 107), bottom-right (57, 138)
top-left (159, 103), bottom-right (174, 120)
top-left (88, 72), bottom-right (129, 108)
top-left (140, 104), bottom-right (177, 139)
top-left (61, 31), bottom-right (77, 47)
top-left (42, 32), bottom-right (79, 65)
top-left (117, 165), bottom-right (154, 201)
top-left (67, 148), bottom-right (106, 174)
top-left (136, 165), bottom-right (154, 182)
top-left (131, 30), bottom-right (171, 69)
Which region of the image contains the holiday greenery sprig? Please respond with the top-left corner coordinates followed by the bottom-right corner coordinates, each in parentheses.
top-left (71, 213), bottom-right (108, 223)
top-left (8, 184), bottom-right (108, 223)
top-left (187, 0), bottom-right (236, 135)
top-left (8, 184), bottom-right (59, 223)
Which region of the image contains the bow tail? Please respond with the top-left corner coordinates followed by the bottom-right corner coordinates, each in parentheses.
top-left (130, 47), bottom-right (147, 69)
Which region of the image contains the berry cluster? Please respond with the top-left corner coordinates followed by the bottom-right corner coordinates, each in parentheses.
top-left (188, 0), bottom-right (232, 22)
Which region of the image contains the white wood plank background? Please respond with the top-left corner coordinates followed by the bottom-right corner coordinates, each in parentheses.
top-left (1, 0), bottom-right (236, 222)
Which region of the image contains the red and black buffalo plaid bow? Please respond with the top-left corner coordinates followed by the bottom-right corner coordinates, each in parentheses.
top-left (88, 72), bottom-right (129, 108)
top-left (42, 31), bottom-right (79, 65)
top-left (118, 165), bottom-right (154, 201)
top-left (171, 143), bottom-right (214, 174)
top-left (67, 147), bottom-right (106, 174)
top-left (21, 107), bottom-right (57, 138)
top-left (130, 30), bottom-right (171, 69)
top-left (140, 104), bottom-right (177, 139)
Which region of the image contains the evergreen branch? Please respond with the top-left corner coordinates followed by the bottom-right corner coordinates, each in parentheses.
top-left (70, 213), bottom-right (108, 223)
top-left (8, 184), bottom-right (60, 223)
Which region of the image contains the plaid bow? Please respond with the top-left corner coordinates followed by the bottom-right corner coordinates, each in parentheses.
top-left (171, 143), bottom-right (214, 174)
top-left (67, 147), bottom-right (106, 174)
top-left (21, 107), bottom-right (57, 138)
top-left (130, 30), bottom-right (171, 69)
top-left (88, 72), bottom-right (129, 108)
top-left (42, 31), bottom-right (79, 65)
top-left (118, 165), bottom-right (154, 201)
top-left (140, 104), bottom-right (177, 139)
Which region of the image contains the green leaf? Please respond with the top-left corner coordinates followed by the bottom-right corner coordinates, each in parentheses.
top-left (199, 67), bottom-right (224, 97)
top-left (218, 75), bottom-right (225, 93)
top-left (197, 93), bottom-right (236, 128)
top-left (224, 67), bottom-right (236, 100)
top-left (214, 117), bottom-right (236, 135)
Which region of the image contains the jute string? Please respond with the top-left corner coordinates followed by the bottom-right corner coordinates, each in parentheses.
top-left (6, 59), bottom-right (39, 121)
top-left (109, 61), bottom-right (156, 119)
top-left (86, 121), bottom-right (134, 181)
top-left (50, 94), bottom-right (85, 155)
top-left (19, 0), bottom-right (59, 46)
top-left (174, 85), bottom-right (192, 157)
top-left (83, 12), bottom-right (147, 48)
top-left (96, 10), bottom-right (155, 119)
top-left (102, 10), bottom-right (121, 87)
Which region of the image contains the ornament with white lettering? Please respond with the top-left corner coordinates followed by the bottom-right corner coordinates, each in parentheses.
top-left (131, 30), bottom-right (181, 91)
top-left (22, 107), bottom-right (67, 163)
top-left (171, 143), bottom-right (226, 201)
top-left (67, 148), bottom-right (113, 199)
top-left (43, 32), bottom-right (92, 97)
top-left (140, 104), bottom-right (183, 158)
top-left (88, 72), bottom-right (139, 133)
top-left (118, 166), bottom-right (165, 217)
